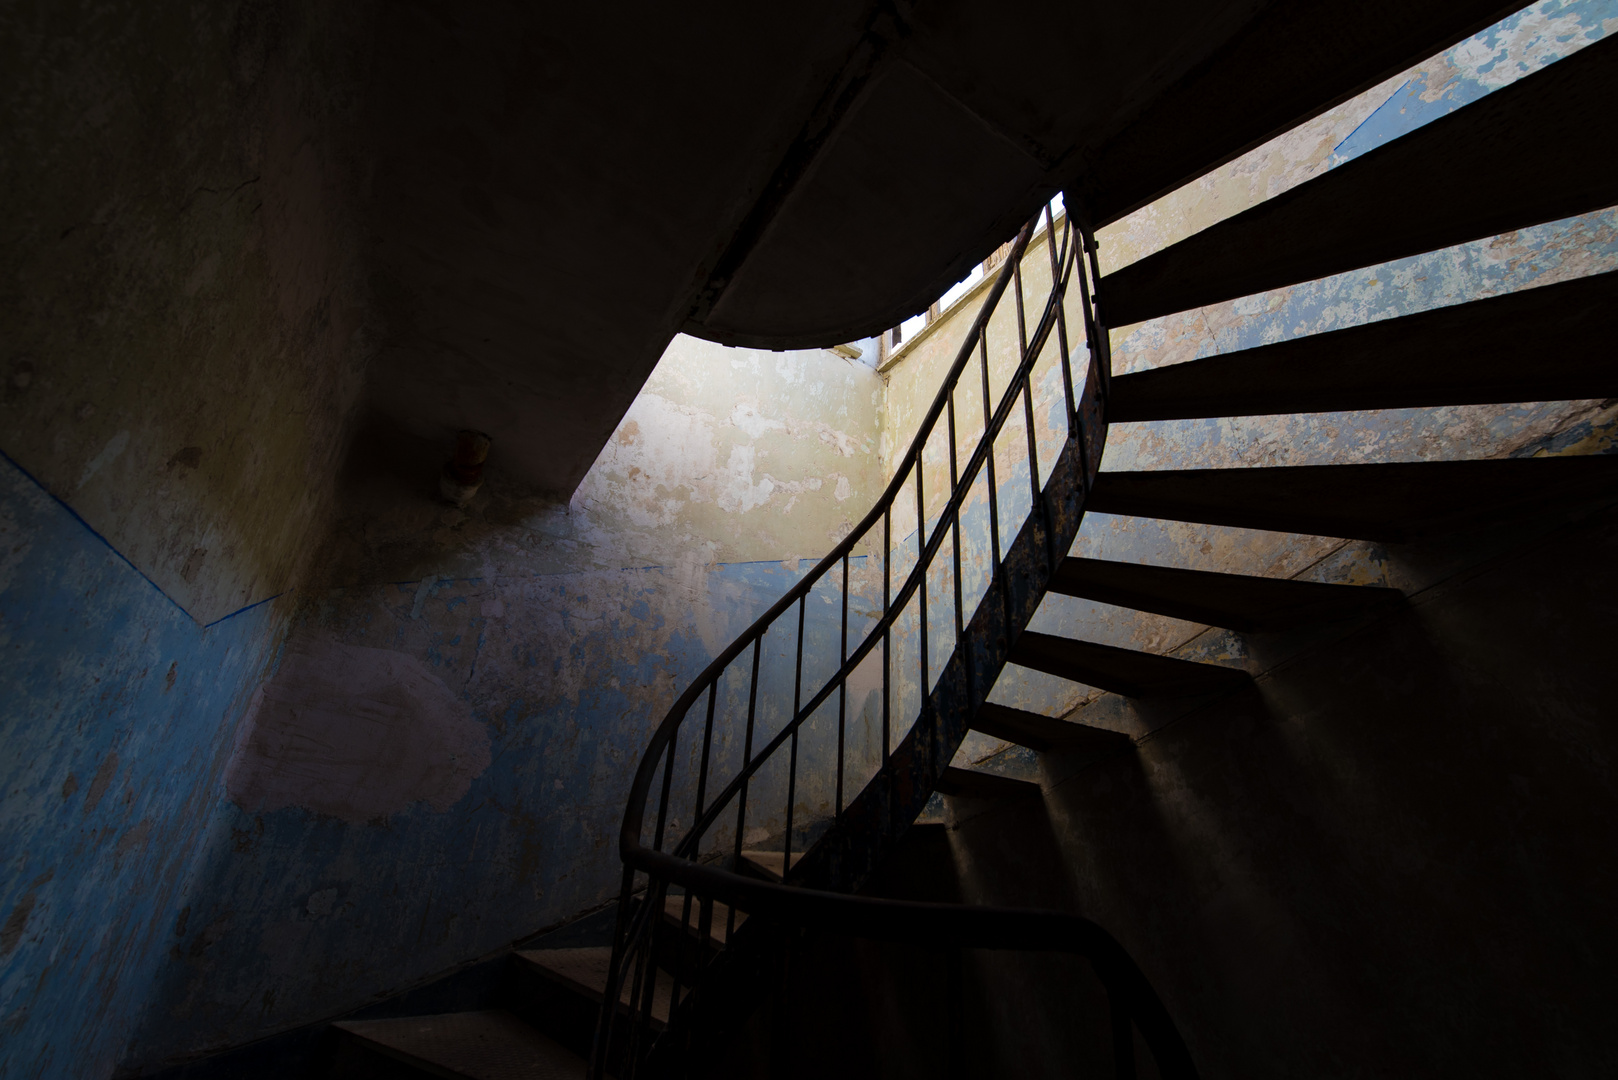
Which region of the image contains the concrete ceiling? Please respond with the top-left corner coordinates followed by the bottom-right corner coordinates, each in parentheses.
top-left (362, 0), bottom-right (1520, 496)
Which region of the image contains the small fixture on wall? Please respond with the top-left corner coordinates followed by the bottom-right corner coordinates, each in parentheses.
top-left (440, 430), bottom-right (492, 507)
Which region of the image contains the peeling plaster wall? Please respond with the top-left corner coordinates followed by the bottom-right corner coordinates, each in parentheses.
top-left (0, 455), bottom-right (286, 1079)
top-left (120, 337), bottom-right (887, 1068)
top-left (0, 5), bottom-right (379, 1078)
top-left (0, 0), bottom-right (379, 625)
top-left (9, 4), bottom-right (1615, 1076)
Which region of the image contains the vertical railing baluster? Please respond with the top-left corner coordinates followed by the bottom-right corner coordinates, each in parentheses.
top-left (1071, 216), bottom-right (1102, 483)
top-left (946, 392), bottom-right (964, 646)
top-left (882, 506), bottom-right (891, 765)
top-left (1023, 374), bottom-right (1044, 542)
top-left (837, 553), bottom-right (848, 820)
top-left (1015, 254), bottom-right (1029, 358)
top-left (653, 729), bottom-right (678, 854)
top-left (634, 876), bottom-right (669, 1076)
top-left (1082, 223), bottom-right (1113, 394)
top-left (670, 885), bottom-right (694, 1033)
top-left (1045, 205), bottom-right (1077, 437)
top-left (693, 684), bottom-right (716, 824)
top-left (728, 637), bottom-right (762, 940)
top-left (915, 450), bottom-right (928, 697)
top-left (625, 912), bottom-right (653, 1078)
top-left (596, 209), bottom-right (1097, 1076)
top-left (640, 736), bottom-right (682, 1072)
top-left (1013, 232), bottom-right (1044, 516)
top-left (592, 863), bottom-right (640, 1079)
top-left (784, 595), bottom-right (805, 874)
top-left (670, 685), bottom-right (716, 1028)
top-left (979, 332), bottom-right (1002, 572)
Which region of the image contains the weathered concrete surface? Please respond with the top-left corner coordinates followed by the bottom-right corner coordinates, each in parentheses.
top-left (0, 454), bottom-right (286, 1079)
top-left (1098, 0), bottom-right (1618, 276)
top-left (227, 640), bottom-right (491, 824)
top-left (924, 3), bottom-right (1618, 769)
top-left (120, 337), bottom-right (889, 1069)
top-left (911, 9), bottom-right (1618, 1070)
top-left (943, 497), bottom-right (1618, 1075)
top-left (357, 1), bottom-right (881, 497)
top-left (0, 1), bottom-right (379, 624)
top-left (0, 7), bottom-right (378, 1076)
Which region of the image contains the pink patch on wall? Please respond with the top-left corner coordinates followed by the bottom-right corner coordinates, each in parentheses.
top-left (227, 639), bottom-right (491, 823)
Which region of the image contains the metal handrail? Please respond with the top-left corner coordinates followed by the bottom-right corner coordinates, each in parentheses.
top-left (592, 201), bottom-right (1197, 1079)
top-left (630, 848), bottom-right (1198, 1079)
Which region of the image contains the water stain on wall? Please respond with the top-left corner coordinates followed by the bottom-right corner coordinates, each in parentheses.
top-left (227, 640), bottom-right (491, 824)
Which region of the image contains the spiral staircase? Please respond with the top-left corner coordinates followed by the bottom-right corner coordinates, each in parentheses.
top-left (323, 23), bottom-right (1618, 1080)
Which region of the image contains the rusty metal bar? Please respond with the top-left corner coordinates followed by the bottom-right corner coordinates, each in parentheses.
top-left (597, 203), bottom-right (1159, 1080)
top-left (728, 638), bottom-right (762, 940)
top-left (837, 553), bottom-right (849, 819)
top-left (1045, 207), bottom-right (1078, 437)
top-left (665, 235), bottom-right (1075, 858)
top-left (693, 683), bottom-right (717, 822)
top-left (784, 595), bottom-right (806, 870)
top-left (947, 391), bottom-right (964, 646)
top-left (652, 728), bottom-right (678, 854)
top-left (915, 450), bottom-right (929, 697)
top-left (882, 505), bottom-right (891, 764)
top-left (980, 331), bottom-right (1002, 572)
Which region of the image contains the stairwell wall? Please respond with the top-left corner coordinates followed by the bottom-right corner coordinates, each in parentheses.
top-left (0, 3), bottom-right (380, 1078)
top-left (119, 336), bottom-right (887, 1071)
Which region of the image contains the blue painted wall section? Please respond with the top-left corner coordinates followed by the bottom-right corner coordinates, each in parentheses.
top-left (0, 453), bottom-right (286, 1079)
top-left (51, 318), bottom-right (887, 1070)
top-left (123, 555), bottom-right (888, 1065)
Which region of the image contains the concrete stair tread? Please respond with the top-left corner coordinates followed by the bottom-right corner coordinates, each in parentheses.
top-left (662, 895), bottom-right (746, 945)
top-left (933, 765), bottom-right (1042, 800)
top-left (1102, 35), bottom-right (1618, 326)
top-left (970, 702), bottom-right (1133, 753)
top-left (514, 947), bottom-right (670, 1027)
top-left (1047, 556), bottom-right (1403, 633)
top-left (1010, 631), bottom-right (1250, 699)
top-left (1109, 270), bottom-right (1618, 422)
top-left (1088, 456), bottom-right (1618, 544)
top-left (333, 1009), bottom-right (586, 1080)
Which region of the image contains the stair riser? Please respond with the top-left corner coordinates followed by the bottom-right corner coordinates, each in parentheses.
top-left (1101, 37), bottom-right (1618, 326)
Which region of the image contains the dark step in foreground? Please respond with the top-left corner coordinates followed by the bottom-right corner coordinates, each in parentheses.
top-left (1088, 455), bottom-right (1618, 543)
top-left (1047, 556), bottom-right (1402, 632)
top-left (1009, 631), bottom-right (1250, 699)
top-left (1109, 270), bottom-right (1618, 422)
top-left (1101, 35), bottom-right (1618, 326)
top-left (970, 702), bottom-right (1135, 753)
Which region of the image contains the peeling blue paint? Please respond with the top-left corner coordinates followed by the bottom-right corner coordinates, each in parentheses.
top-left (1334, 0), bottom-right (1616, 164)
top-left (0, 454), bottom-right (284, 1079)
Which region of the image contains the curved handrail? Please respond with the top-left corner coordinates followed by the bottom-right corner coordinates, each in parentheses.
top-left (621, 215), bottom-right (1041, 857)
top-left (631, 848), bottom-right (1198, 1079)
top-left (594, 203), bottom-right (1197, 1079)
top-left (649, 219), bottom-right (1071, 864)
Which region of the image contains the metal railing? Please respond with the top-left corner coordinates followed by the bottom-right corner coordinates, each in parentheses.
top-left (591, 199), bottom-right (1196, 1079)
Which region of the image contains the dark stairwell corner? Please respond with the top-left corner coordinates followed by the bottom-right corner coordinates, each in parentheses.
top-left (2, 2), bottom-right (1617, 1078)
